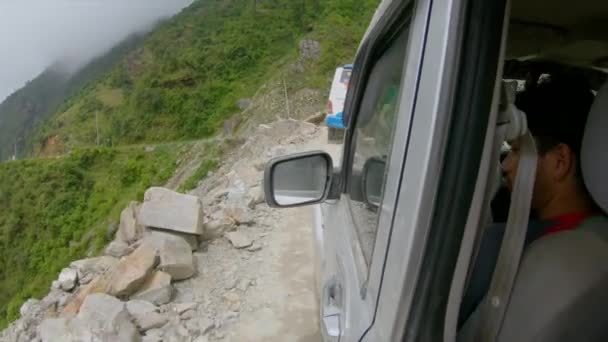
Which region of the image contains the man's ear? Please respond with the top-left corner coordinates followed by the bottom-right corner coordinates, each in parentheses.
top-left (551, 143), bottom-right (575, 181)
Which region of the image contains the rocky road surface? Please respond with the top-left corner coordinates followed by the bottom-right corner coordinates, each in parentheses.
top-left (1, 120), bottom-right (342, 342)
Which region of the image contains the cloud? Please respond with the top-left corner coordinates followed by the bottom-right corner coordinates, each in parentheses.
top-left (0, 0), bottom-right (193, 101)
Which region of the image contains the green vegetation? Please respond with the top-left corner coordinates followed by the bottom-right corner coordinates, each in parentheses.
top-left (0, 0), bottom-right (379, 329)
top-left (0, 146), bottom-right (178, 327)
top-left (27, 0), bottom-right (378, 153)
top-left (178, 146), bottom-right (222, 193)
top-left (0, 33), bottom-right (149, 161)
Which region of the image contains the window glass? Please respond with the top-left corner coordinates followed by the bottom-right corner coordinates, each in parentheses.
top-left (348, 28), bottom-right (409, 264)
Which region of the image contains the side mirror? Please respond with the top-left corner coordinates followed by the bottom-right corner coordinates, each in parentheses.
top-left (264, 151), bottom-right (334, 208)
top-left (362, 156), bottom-right (386, 208)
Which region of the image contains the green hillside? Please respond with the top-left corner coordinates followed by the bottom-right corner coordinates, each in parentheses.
top-left (0, 145), bottom-right (178, 326)
top-left (0, 33), bottom-right (149, 161)
top-left (30, 0), bottom-right (378, 153)
top-left (0, 0), bottom-right (378, 329)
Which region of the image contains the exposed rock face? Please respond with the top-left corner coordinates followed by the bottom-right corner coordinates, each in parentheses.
top-left (137, 187), bottom-right (204, 235)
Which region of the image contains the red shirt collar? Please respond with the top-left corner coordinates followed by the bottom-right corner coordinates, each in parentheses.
top-left (543, 212), bottom-right (592, 237)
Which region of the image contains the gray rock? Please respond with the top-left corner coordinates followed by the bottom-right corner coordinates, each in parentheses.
top-left (247, 186), bottom-right (265, 209)
top-left (105, 240), bottom-right (133, 258)
top-left (193, 336), bottom-right (210, 342)
top-left (299, 39), bottom-right (321, 60)
top-left (40, 293), bottom-right (140, 342)
top-left (116, 202), bottom-right (144, 243)
top-left (38, 318), bottom-right (70, 342)
top-left (225, 231), bottom-right (253, 249)
top-left (222, 206), bottom-right (254, 226)
top-left (126, 300), bottom-right (158, 317)
top-left (184, 316), bottom-right (215, 335)
top-left (145, 227), bottom-right (198, 251)
top-left (70, 256), bottom-right (119, 285)
top-left (157, 236), bottom-right (195, 280)
top-left (57, 268), bottom-right (78, 291)
top-left (142, 328), bottom-right (163, 342)
top-left (137, 187), bottom-right (204, 235)
top-left (134, 311), bottom-right (167, 332)
top-left (19, 298), bottom-right (41, 318)
top-left (161, 322), bottom-right (190, 342)
top-left (108, 243), bottom-right (158, 297)
top-left (131, 271), bottom-right (173, 305)
top-left (203, 218), bottom-right (235, 240)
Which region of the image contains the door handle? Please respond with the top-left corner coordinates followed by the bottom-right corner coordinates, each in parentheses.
top-left (321, 277), bottom-right (343, 341)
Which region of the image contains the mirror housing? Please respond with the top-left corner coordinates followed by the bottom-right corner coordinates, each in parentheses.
top-left (264, 151), bottom-right (334, 208)
top-left (362, 156), bottom-right (386, 208)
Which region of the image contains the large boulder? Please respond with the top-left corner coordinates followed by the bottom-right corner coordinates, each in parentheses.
top-left (131, 271), bottom-right (173, 305)
top-left (41, 294), bottom-right (140, 342)
top-left (108, 243), bottom-right (158, 297)
top-left (126, 300), bottom-right (167, 332)
top-left (70, 256), bottom-right (119, 285)
top-left (156, 236), bottom-right (195, 280)
top-left (137, 187), bottom-right (204, 235)
top-left (116, 201), bottom-right (144, 244)
top-left (145, 227), bottom-right (198, 251)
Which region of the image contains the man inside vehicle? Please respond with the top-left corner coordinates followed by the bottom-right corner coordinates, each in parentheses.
top-left (458, 72), bottom-right (602, 328)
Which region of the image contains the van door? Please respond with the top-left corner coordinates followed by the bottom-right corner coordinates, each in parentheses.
top-left (318, 1), bottom-right (431, 340)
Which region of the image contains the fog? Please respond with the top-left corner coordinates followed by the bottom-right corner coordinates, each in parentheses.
top-left (0, 0), bottom-right (193, 102)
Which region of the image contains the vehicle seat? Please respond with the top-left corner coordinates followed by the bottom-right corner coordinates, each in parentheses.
top-left (494, 81), bottom-right (608, 342)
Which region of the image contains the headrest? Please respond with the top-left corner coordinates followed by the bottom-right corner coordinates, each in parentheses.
top-left (581, 82), bottom-right (608, 214)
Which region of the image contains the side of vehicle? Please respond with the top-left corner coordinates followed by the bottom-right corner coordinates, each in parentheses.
top-left (264, 0), bottom-right (508, 340)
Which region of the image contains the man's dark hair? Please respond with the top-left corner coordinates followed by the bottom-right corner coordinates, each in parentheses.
top-left (515, 73), bottom-right (595, 158)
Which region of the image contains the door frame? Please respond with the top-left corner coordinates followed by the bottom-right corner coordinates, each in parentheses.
top-left (366, 0), bottom-right (509, 340)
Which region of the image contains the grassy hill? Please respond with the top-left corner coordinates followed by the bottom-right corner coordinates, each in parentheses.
top-left (0, 33), bottom-right (149, 161)
top-left (0, 0), bottom-right (378, 328)
top-left (29, 0), bottom-right (378, 153)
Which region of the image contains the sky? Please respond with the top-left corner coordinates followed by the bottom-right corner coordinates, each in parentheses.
top-left (0, 0), bottom-right (193, 102)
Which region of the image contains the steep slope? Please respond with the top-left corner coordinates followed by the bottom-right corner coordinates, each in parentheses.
top-left (0, 33), bottom-right (149, 161)
top-left (29, 0), bottom-right (378, 153)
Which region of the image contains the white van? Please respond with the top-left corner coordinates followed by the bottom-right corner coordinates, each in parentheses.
top-left (265, 0), bottom-right (608, 341)
top-left (325, 64), bottom-right (353, 141)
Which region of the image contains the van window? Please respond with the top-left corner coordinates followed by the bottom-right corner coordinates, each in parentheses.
top-left (347, 28), bottom-right (409, 265)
